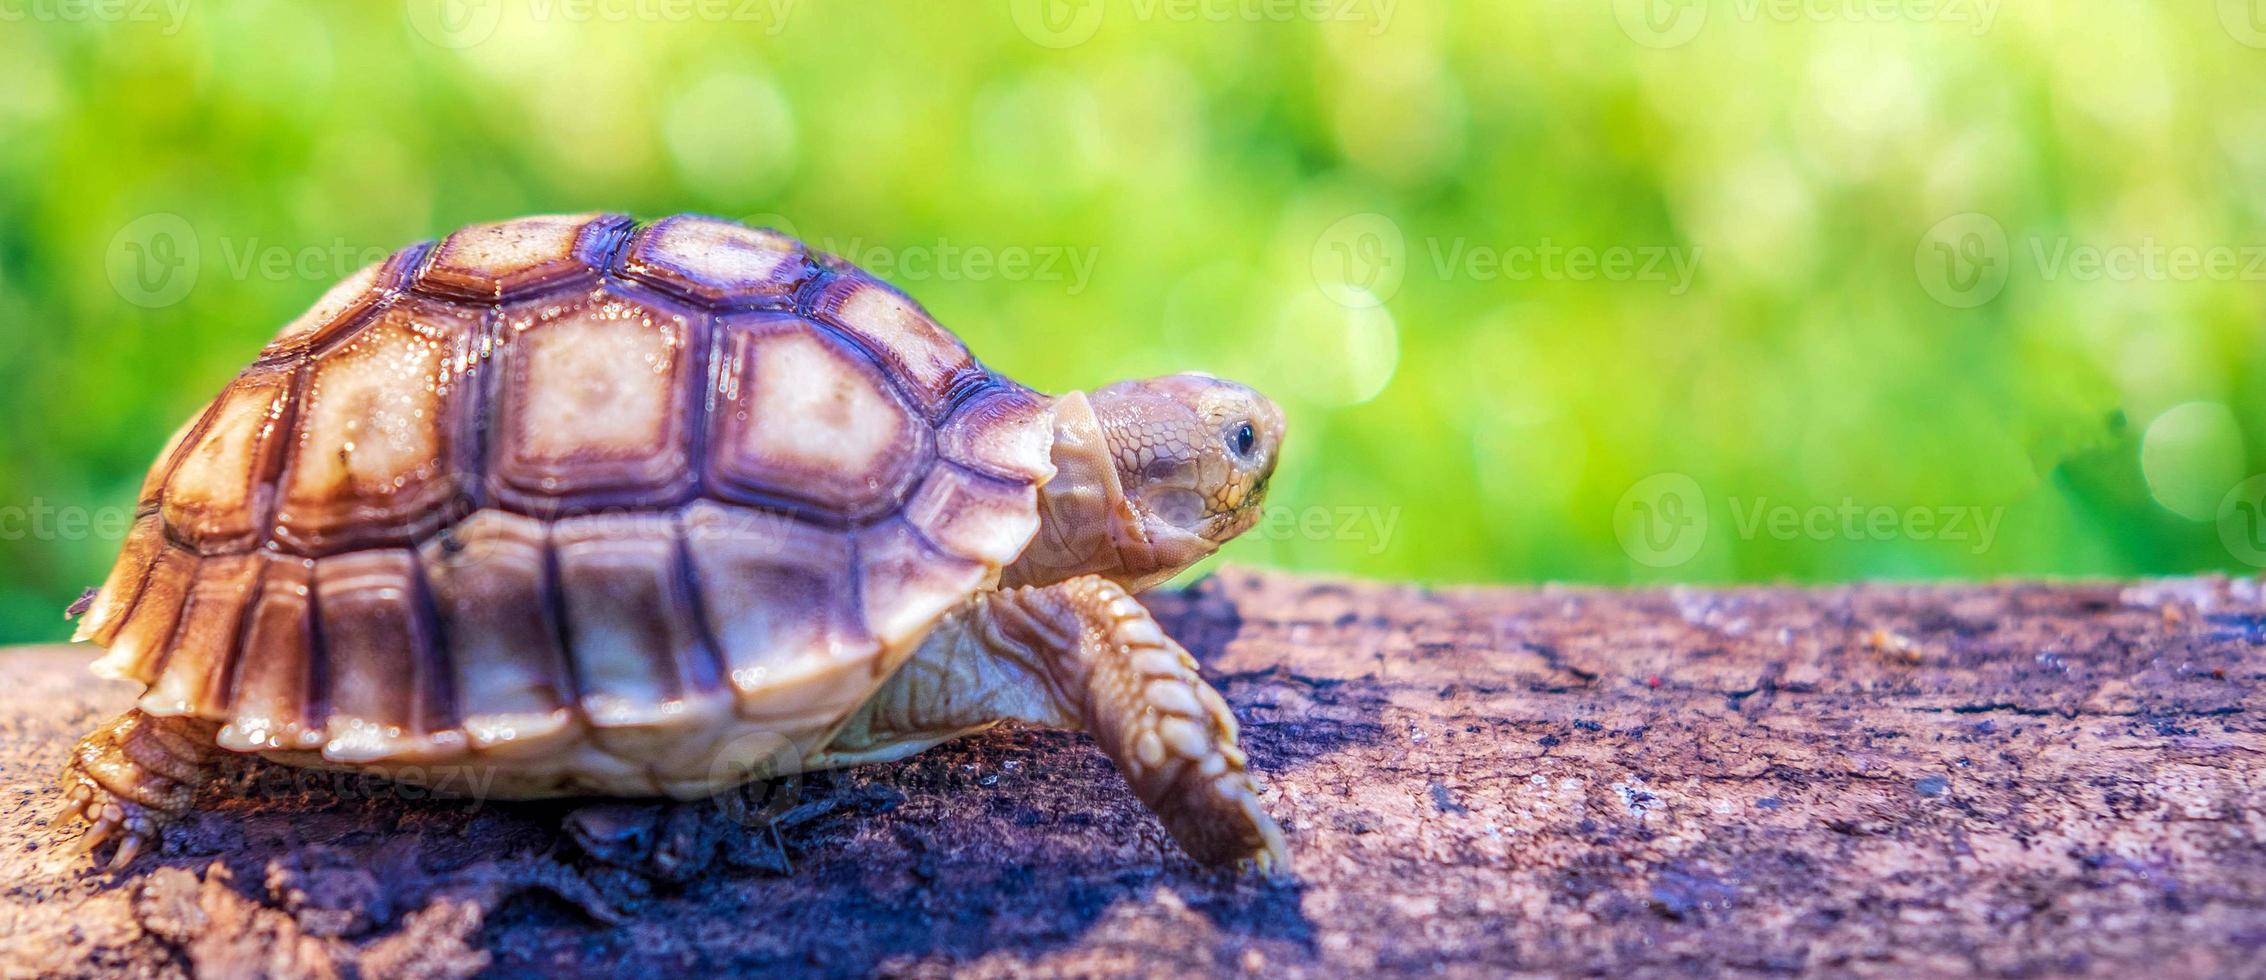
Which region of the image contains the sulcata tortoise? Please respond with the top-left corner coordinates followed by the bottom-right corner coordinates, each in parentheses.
top-left (58, 213), bottom-right (1288, 872)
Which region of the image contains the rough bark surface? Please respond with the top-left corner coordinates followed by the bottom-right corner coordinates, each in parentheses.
top-left (2, 569), bottom-right (2263, 978)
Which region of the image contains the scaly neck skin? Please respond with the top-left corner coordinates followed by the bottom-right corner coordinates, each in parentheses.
top-left (1003, 392), bottom-right (1199, 593)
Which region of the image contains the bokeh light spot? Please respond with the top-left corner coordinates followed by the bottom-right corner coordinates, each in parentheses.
top-left (1269, 289), bottom-right (1398, 407)
top-left (666, 69), bottom-right (797, 202)
top-left (2140, 401), bottom-right (2245, 522)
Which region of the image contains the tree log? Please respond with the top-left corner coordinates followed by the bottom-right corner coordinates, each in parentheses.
top-left (1, 570), bottom-right (2262, 977)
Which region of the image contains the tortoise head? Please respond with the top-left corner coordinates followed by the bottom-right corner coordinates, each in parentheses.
top-left (1006, 373), bottom-right (1284, 593)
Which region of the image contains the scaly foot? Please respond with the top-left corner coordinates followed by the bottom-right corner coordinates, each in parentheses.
top-left (55, 710), bottom-right (218, 868)
top-left (990, 577), bottom-right (1290, 872)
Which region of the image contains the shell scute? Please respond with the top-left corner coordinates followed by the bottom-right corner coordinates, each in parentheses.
top-left (808, 275), bottom-right (984, 420)
top-left (75, 513), bottom-right (167, 647)
top-left (906, 463), bottom-right (1042, 568)
top-left (680, 501), bottom-right (869, 705)
top-left (261, 241), bottom-right (430, 358)
top-left (412, 212), bottom-right (631, 302)
top-left (705, 312), bottom-right (931, 520)
top-left (313, 549), bottom-right (462, 764)
top-left (618, 214), bottom-right (814, 308)
top-left (94, 546), bottom-right (198, 685)
top-left (418, 510), bottom-right (580, 755)
top-left (274, 297), bottom-right (482, 555)
top-left (161, 369), bottom-right (297, 551)
top-left (856, 517), bottom-right (990, 650)
top-left (139, 553), bottom-right (263, 719)
top-left (217, 558), bottom-right (324, 754)
top-left (937, 382), bottom-right (1056, 484)
top-left (549, 513), bottom-right (730, 732)
top-left (487, 285), bottom-right (705, 514)
top-left (137, 416), bottom-right (204, 508)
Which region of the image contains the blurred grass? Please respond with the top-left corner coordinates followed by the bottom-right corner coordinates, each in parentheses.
top-left (2, 1), bottom-right (2264, 640)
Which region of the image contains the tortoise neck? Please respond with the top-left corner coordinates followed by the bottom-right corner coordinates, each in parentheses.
top-left (1003, 391), bottom-right (1157, 590)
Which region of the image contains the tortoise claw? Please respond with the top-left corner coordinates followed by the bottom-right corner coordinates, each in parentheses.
top-left (108, 832), bottom-right (144, 869)
top-left (74, 809), bottom-right (117, 853)
top-left (53, 783), bottom-right (94, 824)
top-left (1208, 776), bottom-right (1289, 876)
top-left (62, 795), bottom-right (159, 869)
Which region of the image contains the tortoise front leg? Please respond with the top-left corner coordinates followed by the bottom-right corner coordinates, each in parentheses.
top-left (56, 709), bottom-right (222, 868)
top-left (827, 576), bottom-right (1288, 871)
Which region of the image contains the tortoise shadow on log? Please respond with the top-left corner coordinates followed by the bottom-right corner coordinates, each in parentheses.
top-left (75, 576), bottom-right (1386, 976)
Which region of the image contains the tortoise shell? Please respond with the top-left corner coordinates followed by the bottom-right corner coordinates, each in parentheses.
top-left (72, 213), bottom-right (1056, 797)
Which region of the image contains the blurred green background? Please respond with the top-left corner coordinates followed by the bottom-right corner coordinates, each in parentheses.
top-left (3, 1), bottom-right (2265, 641)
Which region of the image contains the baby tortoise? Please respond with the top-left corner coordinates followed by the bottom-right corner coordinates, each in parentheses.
top-left (59, 213), bottom-right (1288, 872)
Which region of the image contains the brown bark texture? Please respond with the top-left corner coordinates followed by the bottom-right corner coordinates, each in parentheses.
top-left (1, 569), bottom-right (2262, 978)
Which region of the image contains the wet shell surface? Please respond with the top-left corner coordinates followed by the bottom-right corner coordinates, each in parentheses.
top-left (73, 213), bottom-right (1056, 798)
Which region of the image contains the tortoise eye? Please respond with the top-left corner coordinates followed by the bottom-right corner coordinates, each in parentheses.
top-left (1231, 422), bottom-right (1257, 458)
